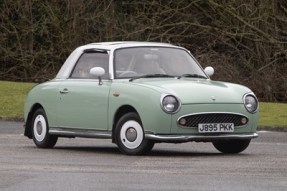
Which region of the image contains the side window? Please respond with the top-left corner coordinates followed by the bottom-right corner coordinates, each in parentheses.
top-left (70, 52), bottom-right (109, 79)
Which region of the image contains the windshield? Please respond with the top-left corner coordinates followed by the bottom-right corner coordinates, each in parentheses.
top-left (114, 47), bottom-right (207, 79)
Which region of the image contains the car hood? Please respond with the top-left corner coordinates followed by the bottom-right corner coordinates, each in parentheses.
top-left (132, 78), bottom-right (251, 104)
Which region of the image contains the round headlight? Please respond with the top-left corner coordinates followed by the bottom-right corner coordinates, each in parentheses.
top-left (244, 94), bottom-right (258, 113)
top-left (161, 95), bottom-right (180, 113)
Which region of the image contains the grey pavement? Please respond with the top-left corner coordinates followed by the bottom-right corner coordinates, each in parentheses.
top-left (0, 120), bottom-right (287, 191)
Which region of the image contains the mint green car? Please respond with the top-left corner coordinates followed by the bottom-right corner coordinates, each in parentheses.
top-left (24, 42), bottom-right (259, 155)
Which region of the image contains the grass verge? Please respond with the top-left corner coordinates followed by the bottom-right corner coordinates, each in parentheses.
top-left (0, 81), bottom-right (36, 121)
top-left (258, 102), bottom-right (287, 131)
top-left (0, 81), bottom-right (286, 130)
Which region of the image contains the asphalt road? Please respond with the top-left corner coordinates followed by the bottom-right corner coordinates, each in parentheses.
top-left (0, 121), bottom-right (287, 191)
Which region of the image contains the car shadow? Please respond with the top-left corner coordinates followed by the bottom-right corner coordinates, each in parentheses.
top-left (148, 149), bottom-right (221, 157)
top-left (50, 145), bottom-right (249, 157)
top-left (54, 146), bottom-right (122, 155)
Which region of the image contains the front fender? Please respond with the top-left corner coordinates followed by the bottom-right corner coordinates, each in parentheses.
top-left (24, 80), bottom-right (61, 128)
top-left (108, 82), bottom-right (172, 134)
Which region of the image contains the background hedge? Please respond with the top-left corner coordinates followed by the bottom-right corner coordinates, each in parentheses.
top-left (0, 0), bottom-right (286, 102)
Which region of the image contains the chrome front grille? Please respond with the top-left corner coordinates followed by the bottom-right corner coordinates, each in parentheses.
top-left (177, 113), bottom-right (248, 128)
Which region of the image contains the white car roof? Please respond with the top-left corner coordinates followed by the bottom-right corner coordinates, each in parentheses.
top-left (55, 41), bottom-right (184, 79)
top-left (78, 41), bottom-right (180, 51)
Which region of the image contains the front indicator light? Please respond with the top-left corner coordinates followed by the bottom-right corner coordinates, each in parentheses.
top-left (241, 117), bottom-right (247, 125)
top-left (179, 118), bottom-right (187, 125)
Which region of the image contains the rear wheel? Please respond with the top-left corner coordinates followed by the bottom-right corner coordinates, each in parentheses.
top-left (32, 108), bottom-right (58, 148)
top-left (212, 139), bottom-right (251, 154)
top-left (115, 112), bottom-right (154, 155)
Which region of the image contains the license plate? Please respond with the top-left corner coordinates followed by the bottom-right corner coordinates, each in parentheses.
top-left (198, 123), bottom-right (234, 133)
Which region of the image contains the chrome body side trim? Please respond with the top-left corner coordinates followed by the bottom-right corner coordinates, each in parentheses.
top-left (49, 127), bottom-right (112, 139)
top-left (145, 133), bottom-right (258, 143)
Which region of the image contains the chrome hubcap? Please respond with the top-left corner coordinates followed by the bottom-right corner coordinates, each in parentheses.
top-left (36, 121), bottom-right (43, 135)
top-left (126, 127), bottom-right (137, 142)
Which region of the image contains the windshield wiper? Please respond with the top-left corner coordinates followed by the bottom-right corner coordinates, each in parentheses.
top-left (129, 74), bottom-right (176, 82)
top-left (178, 74), bottom-right (207, 79)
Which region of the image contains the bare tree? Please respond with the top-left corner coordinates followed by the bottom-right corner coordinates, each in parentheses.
top-left (0, 0), bottom-right (286, 101)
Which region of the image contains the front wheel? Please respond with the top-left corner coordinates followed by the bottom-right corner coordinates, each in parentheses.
top-left (212, 139), bottom-right (251, 154)
top-left (115, 112), bottom-right (154, 155)
top-left (31, 108), bottom-right (58, 148)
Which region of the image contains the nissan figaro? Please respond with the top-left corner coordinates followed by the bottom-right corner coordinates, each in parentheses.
top-left (24, 42), bottom-right (259, 155)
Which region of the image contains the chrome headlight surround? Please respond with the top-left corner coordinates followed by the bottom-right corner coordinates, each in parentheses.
top-left (160, 94), bottom-right (181, 114)
top-left (243, 93), bottom-right (259, 113)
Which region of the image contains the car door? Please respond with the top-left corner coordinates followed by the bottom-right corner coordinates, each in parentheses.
top-left (56, 50), bottom-right (110, 131)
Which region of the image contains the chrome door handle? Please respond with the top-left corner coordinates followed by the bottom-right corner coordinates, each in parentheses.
top-left (59, 88), bottom-right (69, 94)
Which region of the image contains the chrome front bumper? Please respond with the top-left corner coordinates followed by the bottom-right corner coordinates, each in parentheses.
top-left (145, 133), bottom-right (258, 143)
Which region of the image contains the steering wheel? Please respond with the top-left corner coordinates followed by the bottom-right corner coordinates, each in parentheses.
top-left (119, 71), bottom-right (138, 77)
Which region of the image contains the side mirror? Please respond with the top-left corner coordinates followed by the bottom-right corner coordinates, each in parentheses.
top-left (204, 66), bottom-right (214, 77)
top-left (90, 67), bottom-right (105, 85)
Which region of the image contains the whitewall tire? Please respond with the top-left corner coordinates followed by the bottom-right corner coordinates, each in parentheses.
top-left (31, 108), bottom-right (58, 148)
top-left (115, 112), bottom-right (154, 155)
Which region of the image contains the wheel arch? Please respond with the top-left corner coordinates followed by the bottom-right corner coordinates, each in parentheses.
top-left (24, 103), bottom-right (44, 139)
top-left (112, 105), bottom-right (139, 143)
